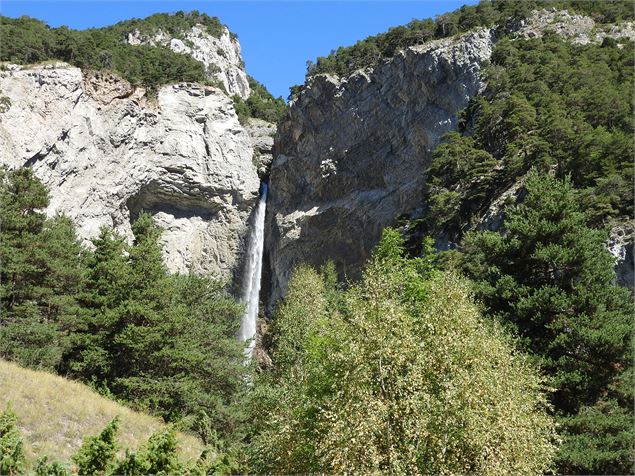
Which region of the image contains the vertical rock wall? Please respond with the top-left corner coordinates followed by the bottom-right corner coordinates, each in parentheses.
top-left (266, 29), bottom-right (495, 306)
top-left (0, 63), bottom-right (260, 279)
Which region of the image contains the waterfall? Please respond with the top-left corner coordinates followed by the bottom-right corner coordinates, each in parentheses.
top-left (239, 182), bottom-right (267, 359)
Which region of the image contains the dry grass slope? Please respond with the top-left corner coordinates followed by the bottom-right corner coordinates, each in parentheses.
top-left (0, 359), bottom-right (204, 466)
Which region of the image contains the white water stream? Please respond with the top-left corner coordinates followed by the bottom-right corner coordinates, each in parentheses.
top-left (239, 182), bottom-right (267, 359)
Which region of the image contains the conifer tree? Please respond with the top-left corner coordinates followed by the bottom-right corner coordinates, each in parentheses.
top-left (62, 227), bottom-right (130, 382)
top-left (0, 168), bottom-right (83, 370)
top-left (460, 171), bottom-right (633, 474)
top-left (0, 404), bottom-right (25, 475)
top-left (461, 172), bottom-right (632, 412)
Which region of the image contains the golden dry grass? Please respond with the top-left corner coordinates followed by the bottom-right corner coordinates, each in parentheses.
top-left (0, 359), bottom-right (204, 467)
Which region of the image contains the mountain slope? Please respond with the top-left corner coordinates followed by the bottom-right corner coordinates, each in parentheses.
top-left (0, 358), bottom-right (204, 465)
top-left (266, 5), bottom-right (634, 307)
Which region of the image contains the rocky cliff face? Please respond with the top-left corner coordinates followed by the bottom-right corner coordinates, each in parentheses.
top-left (266, 10), bottom-right (635, 306)
top-left (0, 63), bottom-right (260, 279)
top-left (266, 28), bottom-right (495, 306)
top-left (512, 8), bottom-right (635, 45)
top-left (127, 25), bottom-right (251, 99)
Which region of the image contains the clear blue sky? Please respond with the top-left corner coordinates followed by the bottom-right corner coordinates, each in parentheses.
top-left (1, 1), bottom-right (477, 99)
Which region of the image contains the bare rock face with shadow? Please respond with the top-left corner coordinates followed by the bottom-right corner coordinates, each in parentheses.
top-left (0, 62), bottom-right (260, 278)
top-left (266, 28), bottom-right (495, 308)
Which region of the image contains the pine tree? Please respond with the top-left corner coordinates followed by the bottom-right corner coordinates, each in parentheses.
top-left (460, 171), bottom-right (633, 474)
top-left (462, 171), bottom-right (632, 412)
top-left (62, 227), bottom-right (130, 383)
top-left (0, 168), bottom-right (83, 370)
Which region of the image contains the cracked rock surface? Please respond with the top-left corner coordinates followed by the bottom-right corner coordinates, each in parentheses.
top-left (0, 63), bottom-right (260, 278)
top-left (265, 10), bottom-right (635, 307)
top-left (127, 25), bottom-right (251, 99)
top-left (266, 28), bottom-right (495, 307)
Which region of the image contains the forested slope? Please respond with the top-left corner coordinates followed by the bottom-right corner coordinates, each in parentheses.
top-left (268, 1), bottom-right (634, 474)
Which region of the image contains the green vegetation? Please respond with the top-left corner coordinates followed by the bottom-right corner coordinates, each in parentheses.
top-left (110, 11), bottom-right (227, 40)
top-left (0, 405), bottom-right (230, 474)
top-left (0, 14), bottom-right (210, 93)
top-left (246, 230), bottom-right (557, 474)
top-left (304, 0), bottom-right (634, 80)
top-left (458, 173), bottom-right (634, 474)
top-left (1, 2), bottom-right (633, 474)
top-left (0, 358), bottom-right (204, 465)
top-left (414, 20), bottom-right (634, 476)
top-left (232, 76), bottom-right (287, 125)
top-left (73, 417), bottom-right (119, 475)
top-left (422, 31), bottom-right (633, 240)
top-left (0, 168), bottom-right (248, 442)
top-left (0, 12), bottom-right (286, 123)
top-left (0, 405), bottom-right (25, 475)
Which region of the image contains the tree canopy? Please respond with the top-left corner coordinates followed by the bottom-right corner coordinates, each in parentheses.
top-left (247, 230), bottom-right (557, 474)
top-left (301, 0), bottom-right (634, 82)
top-left (0, 168), bottom-right (248, 442)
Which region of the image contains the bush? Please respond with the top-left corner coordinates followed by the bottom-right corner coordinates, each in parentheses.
top-left (0, 405), bottom-right (25, 475)
top-left (233, 76), bottom-right (287, 124)
top-left (35, 456), bottom-right (70, 476)
top-left (72, 417), bottom-right (119, 475)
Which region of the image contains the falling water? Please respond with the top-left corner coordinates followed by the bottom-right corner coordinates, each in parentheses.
top-left (239, 182), bottom-right (268, 359)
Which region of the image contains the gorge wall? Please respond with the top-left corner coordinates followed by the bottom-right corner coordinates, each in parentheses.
top-left (0, 23), bottom-right (268, 281)
top-left (0, 10), bottom-right (632, 306)
top-left (265, 10), bottom-right (635, 306)
top-left (265, 28), bottom-right (495, 306)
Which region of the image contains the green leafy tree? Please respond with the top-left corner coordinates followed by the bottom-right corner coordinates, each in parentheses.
top-left (141, 427), bottom-right (182, 475)
top-left (62, 227), bottom-right (130, 383)
top-left (109, 450), bottom-right (149, 476)
top-left (461, 172), bottom-right (632, 412)
top-left (63, 213), bottom-right (246, 440)
top-left (248, 229), bottom-right (557, 474)
top-left (425, 132), bottom-right (499, 235)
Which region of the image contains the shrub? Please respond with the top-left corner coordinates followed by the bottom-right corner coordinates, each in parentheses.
top-left (0, 404), bottom-right (25, 475)
top-left (72, 417), bottom-right (119, 475)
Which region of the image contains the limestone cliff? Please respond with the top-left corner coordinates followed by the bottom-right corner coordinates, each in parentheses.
top-left (266, 28), bottom-right (495, 306)
top-left (266, 10), bottom-right (635, 306)
top-left (0, 63), bottom-right (260, 279)
top-left (512, 8), bottom-right (635, 45)
top-left (127, 25), bottom-right (251, 99)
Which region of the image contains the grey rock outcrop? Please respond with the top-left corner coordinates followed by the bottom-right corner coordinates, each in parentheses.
top-left (608, 221), bottom-right (634, 289)
top-left (513, 9), bottom-right (635, 45)
top-left (266, 9), bottom-right (635, 307)
top-left (127, 25), bottom-right (251, 99)
top-left (0, 63), bottom-right (260, 279)
top-left (245, 118), bottom-right (276, 179)
top-left (266, 28), bottom-right (495, 306)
